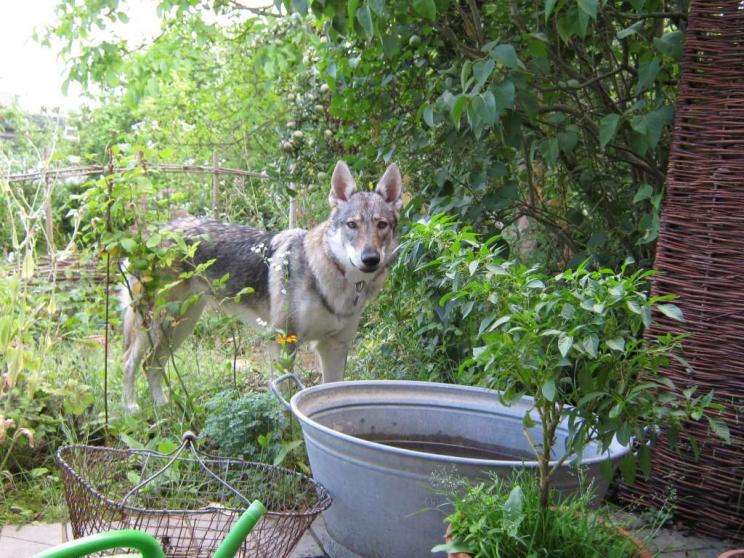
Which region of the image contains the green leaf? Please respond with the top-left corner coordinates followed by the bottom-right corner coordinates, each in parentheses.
top-left (545, 0), bottom-right (558, 20)
top-left (630, 114), bottom-right (648, 135)
top-left (489, 315), bottom-right (512, 330)
top-left (645, 106), bottom-right (674, 148)
top-left (522, 412), bottom-right (536, 428)
top-left (626, 300), bottom-right (642, 315)
top-left (504, 485), bottom-right (524, 519)
top-left (599, 113), bottom-right (621, 148)
top-left (606, 337), bottom-right (625, 352)
top-left (492, 80), bottom-right (516, 113)
top-left (638, 443), bottom-right (652, 478)
top-left (423, 104), bottom-right (435, 128)
top-left (120, 433), bottom-right (144, 450)
top-left (560, 303), bottom-right (575, 319)
top-left (460, 60), bottom-right (472, 91)
top-left (120, 237), bottom-right (138, 252)
top-left (557, 130), bottom-right (578, 155)
top-left (473, 59), bottom-right (495, 89)
top-left (432, 541), bottom-right (473, 554)
top-left (618, 451), bottom-right (636, 485)
top-left (540, 137), bottom-right (560, 167)
top-left (146, 233), bottom-right (162, 249)
top-left (617, 20), bottom-right (644, 39)
top-left (558, 333), bottom-right (573, 357)
top-left (450, 94), bottom-right (468, 129)
top-left (478, 316), bottom-right (495, 336)
top-left (381, 33), bottom-right (400, 58)
top-left (356, 4), bottom-right (373, 39)
top-left (657, 303), bottom-right (684, 322)
top-left (582, 334), bottom-right (599, 358)
top-left (479, 91), bottom-right (497, 124)
top-left (654, 30), bottom-right (684, 61)
top-left (21, 250), bottom-right (34, 280)
top-left (291, 0), bottom-right (308, 15)
top-left (633, 183), bottom-right (654, 203)
top-left (577, 0), bottom-right (598, 19)
top-left (542, 378), bottom-right (557, 401)
top-left (413, 0), bottom-right (437, 20)
top-left (599, 457), bottom-right (614, 481)
top-left (707, 417), bottom-right (731, 444)
top-left (636, 58), bottom-right (662, 95)
top-left (468, 95), bottom-right (490, 135)
top-left (491, 44), bottom-right (523, 69)
top-left (638, 211), bottom-right (660, 244)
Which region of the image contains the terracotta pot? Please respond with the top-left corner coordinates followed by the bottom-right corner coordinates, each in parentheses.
top-left (443, 523), bottom-right (652, 558)
top-left (719, 551), bottom-right (744, 558)
top-left (443, 525), bottom-right (473, 558)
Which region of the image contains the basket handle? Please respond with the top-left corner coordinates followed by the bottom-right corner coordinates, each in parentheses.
top-left (270, 373), bottom-right (305, 412)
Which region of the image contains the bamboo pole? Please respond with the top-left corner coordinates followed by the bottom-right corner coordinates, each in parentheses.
top-left (212, 151), bottom-right (220, 218)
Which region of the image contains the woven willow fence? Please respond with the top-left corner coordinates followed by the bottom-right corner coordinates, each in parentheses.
top-left (622, 0), bottom-right (744, 541)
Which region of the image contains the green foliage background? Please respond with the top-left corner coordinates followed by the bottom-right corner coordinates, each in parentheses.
top-left (0, 0), bottom-right (692, 522)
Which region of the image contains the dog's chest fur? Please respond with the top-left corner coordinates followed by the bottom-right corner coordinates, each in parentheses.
top-left (275, 227), bottom-right (388, 341)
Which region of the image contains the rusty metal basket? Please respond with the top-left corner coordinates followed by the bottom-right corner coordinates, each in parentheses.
top-left (56, 433), bottom-right (331, 558)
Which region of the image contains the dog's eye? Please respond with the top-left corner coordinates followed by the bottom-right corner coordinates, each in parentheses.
top-left (377, 221), bottom-right (388, 230)
top-left (346, 221), bottom-right (357, 229)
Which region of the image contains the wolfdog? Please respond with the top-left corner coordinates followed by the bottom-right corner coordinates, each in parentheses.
top-left (121, 161), bottom-right (403, 411)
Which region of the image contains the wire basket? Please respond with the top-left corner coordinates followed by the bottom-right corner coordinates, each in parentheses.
top-left (56, 432), bottom-right (331, 558)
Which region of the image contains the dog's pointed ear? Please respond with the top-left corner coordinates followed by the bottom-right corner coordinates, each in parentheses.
top-left (329, 161), bottom-right (357, 208)
top-left (375, 163), bottom-right (403, 211)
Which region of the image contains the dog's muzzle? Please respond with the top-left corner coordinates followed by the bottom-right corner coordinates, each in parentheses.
top-left (360, 250), bottom-right (380, 272)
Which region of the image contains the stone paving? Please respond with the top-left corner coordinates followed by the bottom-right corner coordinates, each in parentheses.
top-left (0, 515), bottom-right (736, 557)
top-left (0, 521), bottom-right (324, 557)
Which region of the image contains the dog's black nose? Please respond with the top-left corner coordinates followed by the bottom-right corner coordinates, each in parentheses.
top-left (361, 251), bottom-right (380, 268)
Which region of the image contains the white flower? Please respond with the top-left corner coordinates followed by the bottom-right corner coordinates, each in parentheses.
top-left (255, 317), bottom-right (268, 327)
top-left (281, 288), bottom-right (287, 295)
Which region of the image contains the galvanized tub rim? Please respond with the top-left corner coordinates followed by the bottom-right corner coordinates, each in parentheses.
top-left (278, 378), bottom-right (630, 468)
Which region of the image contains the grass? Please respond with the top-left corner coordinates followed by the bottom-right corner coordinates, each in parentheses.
top-left (0, 469), bottom-right (67, 525)
top-left (438, 472), bottom-right (644, 558)
top-left (0, 306), bottom-right (322, 526)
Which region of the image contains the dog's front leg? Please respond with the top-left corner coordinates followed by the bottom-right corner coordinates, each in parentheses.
top-left (315, 339), bottom-right (349, 383)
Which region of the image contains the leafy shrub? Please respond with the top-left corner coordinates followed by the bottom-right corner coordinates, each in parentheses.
top-left (202, 389), bottom-right (288, 462)
top-left (0, 275), bottom-right (96, 474)
top-left (434, 473), bottom-right (640, 558)
top-left (406, 214), bottom-right (726, 507)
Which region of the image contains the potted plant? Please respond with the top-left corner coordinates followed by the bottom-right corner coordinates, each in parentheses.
top-left (405, 215), bottom-right (727, 553)
top-left (433, 472), bottom-right (652, 558)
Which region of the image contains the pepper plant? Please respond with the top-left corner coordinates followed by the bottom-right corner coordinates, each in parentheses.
top-left (406, 214), bottom-right (727, 508)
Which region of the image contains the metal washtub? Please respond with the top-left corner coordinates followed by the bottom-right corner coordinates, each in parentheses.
top-left (271, 375), bottom-right (630, 558)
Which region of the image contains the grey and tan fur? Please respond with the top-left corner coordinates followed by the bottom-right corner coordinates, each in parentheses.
top-left (121, 161), bottom-right (403, 412)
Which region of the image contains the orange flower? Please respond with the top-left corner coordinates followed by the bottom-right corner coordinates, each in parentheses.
top-left (276, 334), bottom-right (299, 346)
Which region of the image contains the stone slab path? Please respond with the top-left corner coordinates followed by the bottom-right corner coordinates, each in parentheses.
top-left (0, 516), bottom-right (735, 557)
top-left (0, 521), bottom-right (324, 557)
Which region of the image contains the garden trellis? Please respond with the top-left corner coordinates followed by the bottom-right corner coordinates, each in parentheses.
top-left (622, 0), bottom-right (744, 541)
top-left (2, 155), bottom-right (271, 277)
top-left (3, 156), bottom-right (272, 425)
